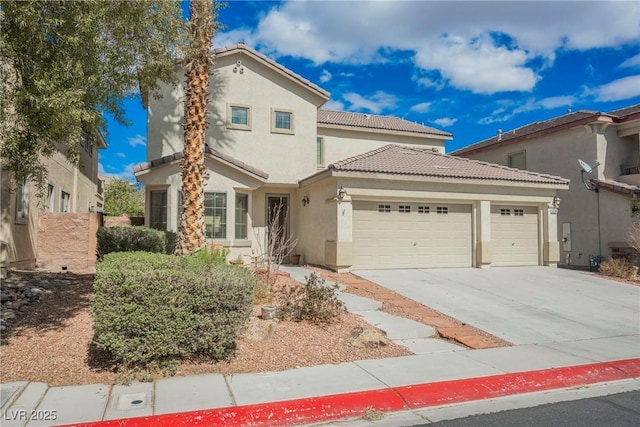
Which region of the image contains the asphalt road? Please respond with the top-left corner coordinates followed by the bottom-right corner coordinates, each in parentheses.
top-left (422, 390), bottom-right (640, 426)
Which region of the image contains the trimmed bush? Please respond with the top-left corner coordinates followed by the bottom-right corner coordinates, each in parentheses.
top-left (276, 273), bottom-right (345, 325)
top-left (97, 226), bottom-right (171, 259)
top-left (599, 257), bottom-right (639, 280)
top-left (91, 252), bottom-right (256, 370)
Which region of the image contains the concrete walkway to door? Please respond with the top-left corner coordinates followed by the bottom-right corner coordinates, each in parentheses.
top-left (355, 267), bottom-right (640, 353)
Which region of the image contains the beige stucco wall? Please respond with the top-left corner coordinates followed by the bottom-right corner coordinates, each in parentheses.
top-left (147, 51), bottom-right (326, 185)
top-left (1, 147), bottom-right (101, 270)
top-left (318, 127), bottom-right (446, 167)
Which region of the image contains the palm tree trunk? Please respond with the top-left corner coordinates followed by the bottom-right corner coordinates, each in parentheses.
top-left (175, 0), bottom-right (215, 256)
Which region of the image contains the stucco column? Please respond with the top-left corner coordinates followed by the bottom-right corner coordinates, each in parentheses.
top-left (542, 203), bottom-right (560, 267)
top-left (324, 194), bottom-right (353, 272)
top-left (476, 200), bottom-right (492, 268)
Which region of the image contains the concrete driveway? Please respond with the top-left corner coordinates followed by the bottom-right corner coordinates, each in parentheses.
top-left (354, 267), bottom-right (640, 347)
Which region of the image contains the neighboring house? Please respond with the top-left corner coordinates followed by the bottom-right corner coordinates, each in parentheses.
top-left (0, 133), bottom-right (106, 270)
top-left (453, 105), bottom-right (640, 268)
top-left (135, 43), bottom-right (568, 271)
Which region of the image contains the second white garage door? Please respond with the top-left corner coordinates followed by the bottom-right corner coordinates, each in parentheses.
top-left (353, 202), bottom-right (472, 269)
top-left (491, 206), bottom-right (539, 266)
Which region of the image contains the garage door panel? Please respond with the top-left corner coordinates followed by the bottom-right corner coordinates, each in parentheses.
top-left (353, 202), bottom-right (472, 269)
top-left (491, 206), bottom-right (539, 266)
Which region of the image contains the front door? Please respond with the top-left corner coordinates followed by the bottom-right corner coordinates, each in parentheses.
top-left (267, 195), bottom-right (289, 253)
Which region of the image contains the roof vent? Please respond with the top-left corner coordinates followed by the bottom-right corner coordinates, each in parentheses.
top-left (497, 129), bottom-right (503, 141)
top-left (431, 147), bottom-right (439, 153)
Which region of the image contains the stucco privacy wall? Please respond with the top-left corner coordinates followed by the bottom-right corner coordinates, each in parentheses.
top-left (37, 212), bottom-right (101, 273)
top-left (463, 126), bottom-right (604, 266)
top-left (147, 52), bottom-right (325, 185)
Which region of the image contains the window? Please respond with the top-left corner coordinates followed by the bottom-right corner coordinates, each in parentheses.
top-left (378, 204), bottom-right (391, 213)
top-left (514, 209), bottom-right (524, 216)
top-left (316, 137), bottom-right (324, 166)
top-left (399, 205), bottom-right (411, 213)
top-left (15, 178), bottom-right (29, 223)
top-left (508, 151), bottom-right (526, 170)
top-left (436, 206), bottom-right (448, 214)
top-left (271, 109), bottom-right (294, 134)
top-left (418, 206), bottom-right (430, 214)
top-left (235, 193), bottom-right (248, 239)
top-left (227, 104), bottom-right (251, 130)
top-left (60, 190), bottom-right (70, 213)
top-left (46, 184), bottom-right (55, 212)
top-left (150, 190), bottom-right (167, 230)
top-left (205, 192), bottom-right (227, 239)
top-left (500, 208), bottom-right (511, 216)
top-left (80, 132), bottom-right (93, 156)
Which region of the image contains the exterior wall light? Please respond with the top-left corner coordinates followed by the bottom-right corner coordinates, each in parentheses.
top-left (337, 186), bottom-right (347, 198)
top-left (552, 195), bottom-right (561, 208)
top-left (301, 195), bottom-right (309, 206)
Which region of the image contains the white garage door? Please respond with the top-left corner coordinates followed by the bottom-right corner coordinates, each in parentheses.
top-left (353, 202), bottom-right (472, 269)
top-left (491, 206), bottom-right (539, 266)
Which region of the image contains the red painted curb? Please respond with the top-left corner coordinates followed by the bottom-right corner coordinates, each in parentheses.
top-left (62, 358), bottom-right (640, 427)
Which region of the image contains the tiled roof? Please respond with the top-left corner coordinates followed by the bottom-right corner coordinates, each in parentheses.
top-left (329, 144), bottom-right (569, 185)
top-left (592, 179), bottom-right (640, 195)
top-left (214, 43), bottom-right (330, 100)
top-left (453, 103), bottom-right (640, 155)
top-left (133, 145), bottom-right (269, 180)
top-left (318, 110), bottom-right (452, 138)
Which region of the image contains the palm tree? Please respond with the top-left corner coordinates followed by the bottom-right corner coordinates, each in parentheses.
top-left (175, 0), bottom-right (217, 255)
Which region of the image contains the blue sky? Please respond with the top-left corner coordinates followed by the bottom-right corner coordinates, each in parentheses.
top-left (101, 0), bottom-right (640, 182)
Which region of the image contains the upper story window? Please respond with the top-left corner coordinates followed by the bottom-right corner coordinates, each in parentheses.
top-left (60, 190), bottom-right (71, 213)
top-left (80, 132), bottom-right (93, 157)
top-left (508, 151), bottom-right (526, 170)
top-left (272, 109), bottom-right (294, 134)
top-left (227, 104), bottom-right (251, 130)
top-left (15, 178), bottom-right (29, 224)
top-left (46, 184), bottom-right (55, 212)
top-left (316, 137), bottom-right (324, 166)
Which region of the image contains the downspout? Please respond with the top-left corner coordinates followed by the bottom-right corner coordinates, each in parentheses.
top-left (596, 188), bottom-right (602, 258)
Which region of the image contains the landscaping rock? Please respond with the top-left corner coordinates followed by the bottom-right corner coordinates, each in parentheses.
top-left (0, 270), bottom-right (58, 329)
top-left (348, 326), bottom-right (390, 349)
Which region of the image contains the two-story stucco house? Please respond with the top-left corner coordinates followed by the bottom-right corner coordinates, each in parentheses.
top-left (453, 105), bottom-right (640, 268)
top-left (0, 133), bottom-right (106, 270)
top-left (135, 43), bottom-right (569, 271)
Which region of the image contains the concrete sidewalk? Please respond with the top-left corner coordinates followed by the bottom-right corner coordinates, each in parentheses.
top-left (2, 266), bottom-right (639, 426)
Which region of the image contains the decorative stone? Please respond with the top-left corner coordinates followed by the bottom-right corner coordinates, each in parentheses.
top-left (348, 326), bottom-right (390, 348)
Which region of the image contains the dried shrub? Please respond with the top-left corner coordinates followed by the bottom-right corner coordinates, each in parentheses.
top-left (276, 273), bottom-right (345, 325)
top-left (598, 258), bottom-right (639, 280)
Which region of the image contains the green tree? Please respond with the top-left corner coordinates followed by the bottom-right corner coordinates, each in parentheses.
top-left (0, 1), bottom-right (186, 197)
top-left (175, 0), bottom-right (222, 256)
top-left (104, 179), bottom-right (144, 217)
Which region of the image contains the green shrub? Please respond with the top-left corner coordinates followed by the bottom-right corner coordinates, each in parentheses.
top-left (91, 252), bottom-right (256, 371)
top-left (192, 246), bottom-right (230, 266)
top-left (276, 273), bottom-right (345, 325)
top-left (97, 226), bottom-right (173, 259)
top-left (599, 257), bottom-right (639, 280)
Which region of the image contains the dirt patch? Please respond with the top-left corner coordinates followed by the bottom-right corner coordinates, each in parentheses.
top-left (0, 271), bottom-right (411, 386)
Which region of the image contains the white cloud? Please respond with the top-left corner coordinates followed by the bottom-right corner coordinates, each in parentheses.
top-left (322, 99), bottom-right (345, 111)
top-left (217, 1), bottom-right (639, 94)
top-left (343, 91), bottom-right (398, 114)
top-left (128, 134), bottom-right (146, 148)
top-left (98, 162), bottom-right (137, 183)
top-left (596, 75), bottom-right (640, 101)
top-left (410, 102), bottom-right (432, 113)
top-left (434, 117), bottom-right (457, 127)
top-left (415, 76), bottom-right (444, 91)
top-left (478, 94), bottom-right (577, 124)
top-left (620, 54), bottom-right (640, 69)
top-left (116, 152), bottom-right (126, 158)
top-left (319, 69), bottom-right (332, 83)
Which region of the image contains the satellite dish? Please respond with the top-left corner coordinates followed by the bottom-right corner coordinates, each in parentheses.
top-left (578, 159), bottom-right (600, 174)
